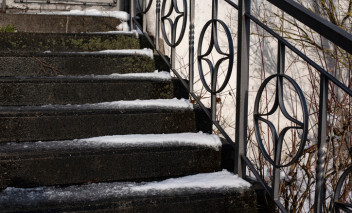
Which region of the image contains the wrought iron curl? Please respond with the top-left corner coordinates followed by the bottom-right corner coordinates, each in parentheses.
top-left (334, 165), bottom-right (352, 213)
top-left (160, 0), bottom-right (187, 48)
top-left (137, 0), bottom-right (153, 14)
top-left (197, 19), bottom-right (234, 95)
top-left (253, 73), bottom-right (309, 167)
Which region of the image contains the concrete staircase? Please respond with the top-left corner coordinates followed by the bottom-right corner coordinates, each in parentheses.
top-left (0, 12), bottom-right (270, 212)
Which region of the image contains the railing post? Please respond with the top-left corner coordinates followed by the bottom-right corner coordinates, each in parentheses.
top-left (142, 0), bottom-right (147, 32)
top-left (129, 0), bottom-right (135, 30)
top-left (155, 0), bottom-right (161, 51)
top-left (189, 0), bottom-right (195, 93)
top-left (2, 0), bottom-right (6, 13)
top-left (314, 74), bottom-right (328, 213)
top-left (235, 0), bottom-right (250, 177)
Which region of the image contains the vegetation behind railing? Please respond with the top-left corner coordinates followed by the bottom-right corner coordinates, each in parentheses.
top-left (129, 0), bottom-right (352, 212)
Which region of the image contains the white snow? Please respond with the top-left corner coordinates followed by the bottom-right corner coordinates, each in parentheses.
top-left (87, 30), bottom-right (139, 38)
top-left (85, 70), bottom-right (171, 80)
top-left (40, 9), bottom-right (129, 21)
top-left (132, 170), bottom-right (251, 192)
top-left (42, 48), bottom-right (154, 59)
top-left (98, 48), bottom-right (154, 59)
top-left (3, 132), bottom-right (222, 151)
top-left (1, 170), bottom-right (250, 205)
top-left (39, 98), bottom-right (193, 110)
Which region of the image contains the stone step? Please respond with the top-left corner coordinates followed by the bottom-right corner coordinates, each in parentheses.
top-left (0, 74), bottom-right (187, 105)
top-left (0, 50), bottom-right (155, 76)
top-left (0, 133), bottom-right (223, 188)
top-left (0, 13), bottom-right (123, 33)
top-left (0, 99), bottom-right (211, 142)
top-left (0, 171), bottom-right (264, 212)
top-left (0, 32), bottom-right (140, 52)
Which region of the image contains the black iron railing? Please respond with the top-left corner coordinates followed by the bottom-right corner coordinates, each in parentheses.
top-left (129, 0), bottom-right (352, 212)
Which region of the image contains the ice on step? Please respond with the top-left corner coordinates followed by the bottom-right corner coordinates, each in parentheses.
top-left (3, 132), bottom-right (221, 151)
top-left (1, 170), bottom-right (251, 205)
top-left (87, 30), bottom-right (139, 38)
top-left (40, 98), bottom-right (193, 110)
top-left (91, 70), bottom-right (171, 80)
top-left (42, 48), bottom-right (154, 59)
top-left (40, 9), bottom-right (129, 21)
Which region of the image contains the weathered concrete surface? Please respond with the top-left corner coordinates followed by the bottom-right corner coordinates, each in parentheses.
top-left (0, 108), bottom-right (201, 142)
top-left (0, 185), bottom-right (261, 213)
top-left (0, 13), bottom-right (121, 33)
top-left (0, 78), bottom-right (188, 105)
top-left (0, 32), bottom-right (140, 51)
top-left (0, 144), bottom-right (221, 188)
top-left (0, 53), bottom-right (155, 76)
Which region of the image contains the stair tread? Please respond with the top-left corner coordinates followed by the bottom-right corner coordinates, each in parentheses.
top-left (0, 71), bottom-right (171, 82)
top-left (0, 132), bottom-right (221, 154)
top-left (0, 99), bottom-right (193, 114)
top-left (0, 48), bottom-right (154, 58)
top-left (0, 171), bottom-right (253, 211)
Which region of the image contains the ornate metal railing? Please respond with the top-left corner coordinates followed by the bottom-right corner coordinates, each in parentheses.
top-left (129, 0), bottom-right (352, 212)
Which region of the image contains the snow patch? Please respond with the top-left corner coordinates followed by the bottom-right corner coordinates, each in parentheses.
top-left (87, 30), bottom-right (139, 38)
top-left (39, 98), bottom-right (193, 110)
top-left (42, 48), bottom-right (154, 59)
top-left (132, 170), bottom-right (251, 192)
top-left (1, 171), bottom-right (250, 205)
top-left (40, 9), bottom-right (129, 21)
top-left (3, 132), bottom-right (222, 151)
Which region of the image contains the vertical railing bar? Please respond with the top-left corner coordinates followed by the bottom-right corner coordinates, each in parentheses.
top-left (2, 0), bottom-right (6, 12)
top-left (155, 0), bottom-right (161, 51)
top-left (189, 0), bottom-right (195, 93)
top-left (142, 0), bottom-right (147, 32)
top-left (235, 0), bottom-right (251, 177)
top-left (314, 74), bottom-right (329, 213)
top-left (272, 41), bottom-right (285, 200)
top-left (129, 0), bottom-right (135, 30)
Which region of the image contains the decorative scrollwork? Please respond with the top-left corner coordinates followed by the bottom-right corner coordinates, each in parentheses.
top-left (197, 19), bottom-right (234, 94)
top-left (137, 0), bottom-right (153, 14)
top-left (161, 0), bottom-right (187, 48)
top-left (334, 165), bottom-right (352, 213)
top-left (254, 74), bottom-right (309, 167)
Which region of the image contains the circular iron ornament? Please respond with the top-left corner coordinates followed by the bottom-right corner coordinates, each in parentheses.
top-left (197, 19), bottom-right (234, 94)
top-left (161, 0), bottom-right (187, 47)
top-left (334, 165), bottom-right (352, 212)
top-left (254, 74), bottom-right (309, 167)
top-left (137, 0), bottom-right (153, 14)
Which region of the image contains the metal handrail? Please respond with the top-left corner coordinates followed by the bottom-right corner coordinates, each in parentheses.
top-left (130, 0), bottom-right (352, 212)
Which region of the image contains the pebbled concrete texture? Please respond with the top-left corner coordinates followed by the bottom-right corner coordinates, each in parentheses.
top-left (0, 78), bottom-right (188, 105)
top-left (0, 54), bottom-right (155, 76)
top-left (0, 13), bottom-right (121, 33)
top-left (0, 186), bottom-right (260, 212)
top-left (0, 32), bottom-right (140, 51)
top-left (0, 108), bottom-right (209, 142)
top-left (0, 145), bottom-right (221, 188)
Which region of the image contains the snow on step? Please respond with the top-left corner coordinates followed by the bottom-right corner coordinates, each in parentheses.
top-left (88, 30), bottom-right (139, 38)
top-left (0, 98), bottom-right (192, 111)
top-left (58, 70), bottom-right (171, 80)
top-left (3, 132), bottom-right (221, 151)
top-left (40, 9), bottom-right (129, 21)
top-left (43, 48), bottom-right (154, 59)
top-left (1, 170), bottom-right (251, 205)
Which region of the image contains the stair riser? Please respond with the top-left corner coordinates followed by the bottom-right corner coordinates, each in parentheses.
top-left (0, 33), bottom-right (140, 52)
top-left (0, 80), bottom-right (187, 105)
top-left (0, 111), bottom-right (198, 142)
top-left (0, 14), bottom-right (121, 33)
top-left (0, 147), bottom-right (221, 188)
top-left (1, 191), bottom-right (259, 213)
top-left (0, 55), bottom-right (155, 76)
